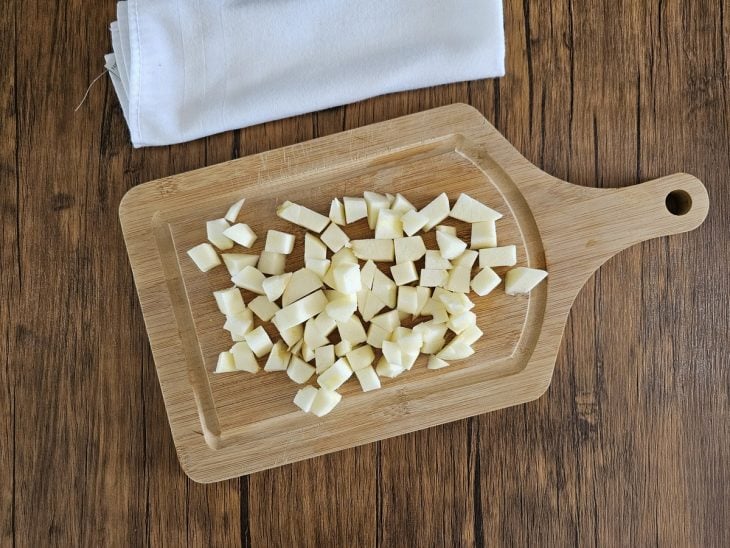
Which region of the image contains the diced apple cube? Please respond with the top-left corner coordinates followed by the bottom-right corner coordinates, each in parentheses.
top-left (414, 286), bottom-right (432, 317)
top-left (355, 366), bottom-right (381, 392)
top-left (221, 253), bottom-right (259, 276)
top-left (333, 263), bottom-right (362, 294)
top-left (390, 193), bottom-right (416, 214)
top-left (262, 272), bottom-right (292, 302)
top-left (300, 341), bottom-right (316, 362)
top-left (425, 250), bottom-right (452, 270)
top-left (370, 310), bottom-right (400, 332)
top-left (264, 229), bottom-right (296, 254)
top-left (374, 210), bottom-right (403, 239)
top-left (231, 341), bottom-right (260, 373)
top-left (375, 356), bottom-right (405, 378)
top-left (454, 325), bottom-right (484, 346)
top-left (420, 193), bottom-right (450, 231)
top-left (445, 266), bottom-right (471, 293)
top-left (343, 196), bottom-right (368, 224)
top-left (224, 198), bottom-right (245, 223)
top-left (437, 290), bottom-right (475, 314)
top-left (287, 356), bottom-right (316, 384)
top-left (325, 292), bottom-right (358, 321)
top-left (479, 245), bottom-right (517, 268)
top-left (351, 239), bottom-right (394, 262)
top-left (360, 260), bottom-right (378, 289)
top-left (401, 209), bottom-right (429, 236)
top-left (330, 247), bottom-right (358, 266)
top-left (320, 223), bottom-right (350, 253)
top-left (421, 298), bottom-right (449, 324)
top-left (363, 191), bottom-right (391, 229)
top-left (371, 270), bottom-right (397, 308)
top-left (366, 323), bottom-right (390, 348)
top-left (215, 351), bottom-right (236, 373)
top-left (304, 318), bottom-right (330, 349)
top-left (244, 326), bottom-right (273, 357)
top-left (305, 258), bottom-right (331, 278)
top-left (305, 233), bottom-right (328, 260)
top-left (448, 310), bottom-right (477, 334)
top-left (437, 340), bottom-right (475, 361)
top-left (420, 269), bottom-right (448, 288)
top-left (214, 286), bottom-right (245, 315)
top-left (414, 321), bottom-right (448, 354)
top-left (279, 324), bottom-right (304, 348)
top-left (505, 267), bottom-right (548, 295)
top-left (334, 339), bottom-right (353, 357)
top-left (314, 312), bottom-right (337, 336)
top-left (277, 201), bottom-right (329, 233)
top-left (315, 344), bottom-right (335, 373)
top-left (427, 356), bottom-right (450, 370)
top-left (436, 230), bottom-right (467, 260)
top-left (310, 388), bottom-right (342, 417)
top-left (223, 309), bottom-right (254, 336)
top-left (317, 357), bottom-right (353, 390)
top-left (329, 198), bottom-right (347, 226)
top-left (381, 340), bottom-right (403, 366)
top-left (435, 225), bottom-right (457, 236)
top-left (361, 291), bottom-right (386, 322)
top-left (336, 316), bottom-right (367, 345)
top-left (274, 290), bottom-right (328, 331)
top-left (390, 261), bottom-right (418, 286)
top-left (257, 251), bottom-right (286, 275)
top-left (471, 267), bottom-right (502, 296)
top-left (248, 295), bottom-right (280, 321)
top-left (293, 385), bottom-right (318, 412)
top-left (450, 193), bottom-right (502, 222)
top-left (188, 243), bottom-right (221, 272)
top-left (282, 268), bottom-right (324, 306)
top-left (346, 345), bottom-right (375, 371)
top-left (207, 218), bottom-right (234, 250)
top-left (452, 249), bottom-right (479, 269)
top-left (264, 341), bottom-right (292, 372)
top-left (231, 265), bottom-right (266, 294)
top-left (471, 220), bottom-right (497, 249)
top-left (394, 236), bottom-right (426, 263)
top-left (223, 223), bottom-right (257, 247)
top-left (396, 286), bottom-right (419, 315)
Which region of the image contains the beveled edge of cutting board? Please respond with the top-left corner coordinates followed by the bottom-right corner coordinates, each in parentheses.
top-left (120, 104), bottom-right (565, 482)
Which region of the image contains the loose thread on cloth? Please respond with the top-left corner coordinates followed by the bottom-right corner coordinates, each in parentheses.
top-left (74, 69), bottom-right (109, 112)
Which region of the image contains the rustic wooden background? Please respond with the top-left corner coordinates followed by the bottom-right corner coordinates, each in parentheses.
top-left (2, 1), bottom-right (728, 546)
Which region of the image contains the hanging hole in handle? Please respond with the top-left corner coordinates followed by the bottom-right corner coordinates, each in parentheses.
top-left (665, 190), bottom-right (693, 216)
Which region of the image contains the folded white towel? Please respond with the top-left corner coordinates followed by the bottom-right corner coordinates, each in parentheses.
top-left (107, 0), bottom-right (505, 148)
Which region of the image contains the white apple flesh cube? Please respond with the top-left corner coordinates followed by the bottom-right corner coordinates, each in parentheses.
top-left (264, 230), bottom-right (296, 254)
top-left (479, 245), bottom-right (517, 268)
top-left (454, 325), bottom-right (484, 346)
top-left (448, 310), bottom-right (477, 334)
top-left (425, 250), bottom-right (451, 270)
top-left (345, 344), bottom-right (375, 371)
top-left (262, 272), bottom-right (292, 302)
top-left (279, 324), bottom-right (303, 348)
top-left (397, 286), bottom-right (419, 315)
top-left (390, 261), bottom-right (418, 286)
top-left (505, 267), bottom-right (548, 295)
top-left (305, 258), bottom-right (331, 278)
top-left (420, 192), bottom-right (450, 231)
top-left (207, 218), bottom-right (234, 250)
top-left (214, 287), bottom-right (245, 315)
top-left (223, 223), bottom-right (257, 247)
top-left (394, 236), bottom-right (426, 263)
top-left (188, 243), bottom-right (221, 272)
top-left (381, 340), bottom-right (402, 366)
top-left (370, 309), bottom-right (400, 332)
top-left (363, 191), bottom-right (391, 229)
top-left (223, 309), bottom-right (254, 337)
top-left (361, 291), bottom-right (386, 322)
top-left (264, 341), bottom-right (292, 372)
top-left (437, 340), bottom-right (475, 361)
top-left (420, 269), bottom-right (448, 288)
top-left (314, 312), bottom-right (337, 336)
top-left (450, 193), bottom-right (502, 222)
top-left (277, 201), bottom-right (329, 233)
top-left (414, 321), bottom-right (448, 354)
top-left (375, 210), bottom-right (403, 239)
top-left (301, 341), bottom-right (316, 362)
top-left (445, 266), bottom-right (471, 293)
top-left (248, 295), bottom-right (280, 321)
top-left (334, 339), bottom-right (353, 357)
top-left (310, 388), bottom-right (342, 417)
top-left (304, 319), bottom-right (329, 349)
top-left (293, 385), bottom-right (318, 412)
top-left (436, 230), bottom-right (467, 260)
top-left (231, 341), bottom-right (260, 373)
top-left (287, 356), bottom-right (316, 384)
top-left (355, 366), bottom-right (381, 392)
top-left (390, 193), bottom-right (415, 214)
top-left (360, 260), bottom-right (377, 289)
top-left (401, 209), bottom-right (429, 236)
top-left (315, 344), bottom-right (335, 373)
top-left (282, 268), bottom-right (323, 306)
top-left (329, 198), bottom-right (347, 226)
top-left (351, 239), bottom-right (394, 262)
top-left (371, 270), bottom-right (397, 308)
top-left (305, 233), bottom-right (328, 260)
top-left (331, 247), bottom-right (358, 266)
top-left (320, 223), bottom-right (350, 252)
top-left (317, 357), bottom-right (353, 390)
top-left (244, 326), bottom-right (273, 357)
top-left (427, 356), bottom-right (450, 370)
top-left (470, 221), bottom-right (497, 249)
top-left (224, 198), bottom-right (245, 223)
top-left (414, 286), bottom-right (431, 317)
top-left (257, 251), bottom-right (286, 275)
top-left (274, 290), bottom-right (328, 331)
top-left (215, 351), bottom-right (236, 373)
top-left (325, 293), bottom-right (357, 321)
top-left (452, 249), bottom-right (478, 268)
top-left (375, 356), bottom-right (404, 378)
top-left (421, 298), bottom-right (449, 324)
top-left (366, 323), bottom-right (390, 348)
top-left (471, 267), bottom-right (501, 296)
top-left (222, 253), bottom-right (259, 276)
top-left (435, 225), bottom-right (457, 236)
top-left (333, 263), bottom-right (362, 294)
top-left (337, 316), bottom-right (367, 345)
top-left (343, 196), bottom-right (368, 223)
top-left (231, 265), bottom-right (266, 294)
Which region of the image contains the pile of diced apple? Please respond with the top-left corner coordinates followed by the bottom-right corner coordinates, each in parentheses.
top-left (187, 191), bottom-right (547, 417)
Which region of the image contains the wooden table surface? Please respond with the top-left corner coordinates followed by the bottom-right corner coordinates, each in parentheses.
top-left (2, 1), bottom-right (728, 546)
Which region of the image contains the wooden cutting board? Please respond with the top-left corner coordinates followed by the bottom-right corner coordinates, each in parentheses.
top-left (119, 104), bottom-right (709, 483)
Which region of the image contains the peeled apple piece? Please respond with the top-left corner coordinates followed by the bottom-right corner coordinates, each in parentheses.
top-left (370, 309), bottom-right (400, 332)
top-left (454, 324), bottom-right (484, 346)
top-left (223, 309), bottom-right (254, 337)
top-left (390, 193), bottom-right (415, 214)
top-left (390, 261), bottom-right (418, 286)
top-left (343, 196), bottom-right (368, 224)
top-left (334, 339), bottom-right (353, 357)
top-left (355, 366), bottom-right (381, 392)
top-left (448, 310), bottom-right (477, 334)
top-left (274, 290), bottom-right (328, 331)
top-left (414, 286), bottom-right (432, 317)
top-left (397, 286), bottom-right (419, 315)
top-left (345, 344), bottom-right (375, 371)
top-left (257, 251), bottom-right (286, 275)
top-left (425, 250), bottom-right (452, 270)
top-left (279, 324), bottom-right (304, 348)
top-left (336, 316), bottom-right (367, 345)
top-left (315, 344), bottom-right (335, 373)
top-left (435, 225), bottom-right (457, 236)
top-left (207, 219), bottom-right (234, 250)
top-left (215, 351), bottom-right (236, 373)
top-left (436, 230), bottom-right (467, 260)
top-left (363, 191), bottom-right (391, 229)
top-left (351, 239), bottom-right (394, 262)
top-left (371, 270), bottom-right (397, 308)
top-left (452, 249), bottom-right (478, 269)
top-left (420, 193), bottom-right (450, 231)
top-left (244, 326), bottom-right (273, 357)
top-left (282, 268), bottom-right (323, 306)
top-left (224, 198), bottom-right (245, 223)
top-left (505, 267), bottom-right (548, 295)
top-left (445, 266), bottom-right (471, 293)
top-left (414, 321), bottom-right (448, 354)
top-left (300, 341), bottom-right (316, 362)
top-left (450, 193), bottom-right (502, 223)
top-left (366, 323), bottom-right (390, 348)
top-left (248, 295), bottom-right (280, 322)
top-left (401, 209), bottom-right (429, 236)
top-left (479, 245), bottom-right (517, 268)
top-left (325, 292), bottom-right (358, 322)
top-left (277, 201), bottom-right (329, 233)
top-left (188, 243), bottom-right (221, 272)
top-left (471, 267), bottom-right (501, 296)
top-left (264, 230), bottom-right (296, 254)
top-left (313, 312), bottom-right (337, 337)
top-left (304, 318), bottom-right (329, 349)
top-left (329, 198), bottom-right (347, 226)
top-left (375, 210), bottom-right (404, 239)
top-left (320, 223), bottom-right (350, 253)
top-left (287, 356), bottom-right (316, 384)
top-left (264, 341), bottom-right (292, 372)
top-left (223, 223), bottom-right (258, 247)
top-left (471, 221), bottom-right (497, 249)
top-left (333, 263), bottom-right (362, 294)
top-left (293, 386), bottom-right (318, 412)
top-left (214, 286), bottom-right (245, 315)
top-left (310, 388), bottom-right (342, 417)
top-left (420, 269), bottom-right (448, 288)
top-left (421, 298), bottom-right (449, 324)
top-left (360, 260), bottom-right (378, 289)
top-left (427, 356), bottom-right (450, 370)
top-left (331, 247), bottom-right (358, 266)
top-left (231, 341), bottom-right (260, 373)
top-left (231, 266), bottom-right (266, 294)
top-left (222, 253), bottom-right (259, 276)
top-left (317, 357), bottom-right (353, 390)
top-left (375, 356), bottom-right (405, 378)
top-left (305, 233), bottom-right (328, 260)
top-left (437, 340), bottom-right (475, 361)
top-left (305, 258), bottom-right (331, 279)
top-left (262, 272), bottom-right (292, 302)
top-left (394, 236), bottom-right (426, 263)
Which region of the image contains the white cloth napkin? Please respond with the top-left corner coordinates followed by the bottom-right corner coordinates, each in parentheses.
top-left (107, 0), bottom-right (505, 148)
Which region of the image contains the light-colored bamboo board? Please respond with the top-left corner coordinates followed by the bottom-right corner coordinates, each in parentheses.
top-left (119, 104), bottom-right (709, 483)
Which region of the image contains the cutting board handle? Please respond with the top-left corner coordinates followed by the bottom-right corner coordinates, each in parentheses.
top-left (527, 172), bottom-right (710, 289)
